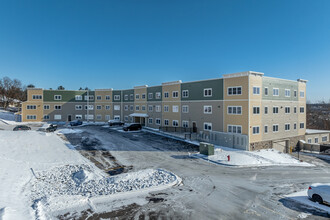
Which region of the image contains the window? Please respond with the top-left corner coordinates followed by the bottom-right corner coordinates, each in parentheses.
top-left (124, 116), bottom-right (128, 121)
top-left (264, 87), bottom-right (268, 96)
top-left (164, 119), bottom-right (169, 126)
top-left (164, 105), bottom-right (169, 112)
top-left (75, 95), bottom-right (82, 100)
top-left (264, 125), bottom-right (268, 133)
top-left (264, 106), bottom-right (268, 114)
top-left (322, 136), bottom-right (328, 142)
top-left (142, 93), bottom-right (146, 99)
top-left (172, 120), bottom-right (179, 127)
top-left (114, 115), bottom-right (120, 120)
top-left (227, 87), bottom-right (242, 95)
top-left (54, 95), bottom-right (62, 100)
top-left (285, 123), bottom-right (290, 131)
top-left (96, 115), bottom-right (102, 120)
top-left (96, 95), bottom-right (102, 100)
top-left (148, 93), bottom-right (153, 99)
top-left (130, 105), bottom-right (134, 111)
top-left (293, 123), bottom-right (297, 130)
top-left (105, 115), bottom-right (110, 121)
top-left (54, 115), bottom-right (61, 120)
top-left (228, 106), bottom-right (242, 115)
top-left (43, 115), bottom-right (50, 120)
top-left (204, 122), bottom-right (212, 131)
top-left (27, 105), bottom-right (36, 110)
top-left (228, 125), bottom-right (242, 134)
top-left (85, 114), bottom-right (94, 120)
top-left (172, 91), bottom-right (179, 98)
top-left (114, 95), bottom-right (120, 100)
top-left (204, 106), bottom-right (212, 114)
top-left (156, 92), bottom-right (161, 99)
top-left (54, 105), bottom-right (62, 110)
top-left (182, 105), bottom-right (189, 113)
top-left (300, 91), bottom-right (305, 98)
top-left (182, 90), bottom-right (189, 98)
top-left (135, 94), bottom-right (140, 99)
top-left (253, 86), bottom-right (260, 95)
top-left (105, 105), bottom-right (110, 110)
top-left (84, 105), bottom-right (94, 110)
top-left (155, 105), bottom-right (161, 112)
top-left (96, 105), bottom-right (102, 110)
top-left (75, 115), bottom-right (82, 120)
top-left (148, 105), bottom-right (153, 112)
top-left (285, 107), bottom-right (290, 114)
top-left (253, 106), bottom-right (260, 114)
top-left (285, 89), bottom-right (291, 97)
top-left (307, 138), bottom-right (312, 144)
top-left (128, 94), bottom-right (133, 100)
top-left (141, 105), bottom-right (146, 111)
top-left (148, 118), bottom-right (153, 124)
top-left (105, 95), bottom-right (111, 100)
top-left (172, 105), bottom-right (179, 112)
top-left (135, 105), bottom-right (140, 111)
top-left (43, 105), bottom-right (50, 110)
top-left (315, 138), bottom-right (318, 143)
top-left (124, 105), bottom-right (128, 111)
top-left (75, 105), bottom-right (82, 110)
top-left (182, 121), bottom-right (189, 128)
top-left (294, 107), bottom-right (297, 113)
top-left (156, 118), bottom-right (161, 125)
top-left (204, 88), bottom-right (212, 97)
top-left (273, 124), bottom-right (279, 132)
top-left (273, 88), bottom-right (279, 96)
top-left (84, 95), bottom-right (94, 101)
top-left (273, 107), bottom-right (279, 114)
top-left (164, 92), bottom-right (169, 98)
top-left (32, 95), bottom-right (42, 99)
top-left (294, 90), bottom-right (297, 97)
top-left (300, 123), bottom-right (304, 129)
top-left (114, 105), bottom-right (120, 111)
top-left (124, 95), bottom-right (128, 100)
top-left (27, 115), bottom-right (36, 120)
top-left (300, 107), bottom-right (305, 113)
top-left (252, 126), bottom-right (260, 134)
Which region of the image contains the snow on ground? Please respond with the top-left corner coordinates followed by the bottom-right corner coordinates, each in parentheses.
top-left (194, 147), bottom-right (313, 167)
top-left (285, 190), bottom-right (330, 215)
top-left (0, 110), bottom-right (15, 121)
top-left (0, 130), bottom-right (180, 219)
top-left (56, 128), bottom-right (83, 134)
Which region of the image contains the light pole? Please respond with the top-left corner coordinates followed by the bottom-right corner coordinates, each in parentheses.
top-left (87, 89), bottom-right (89, 123)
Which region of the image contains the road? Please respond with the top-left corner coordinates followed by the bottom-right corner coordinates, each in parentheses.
top-left (61, 125), bottom-right (330, 220)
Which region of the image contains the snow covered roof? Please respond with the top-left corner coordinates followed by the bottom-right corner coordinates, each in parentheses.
top-left (129, 113), bottom-right (149, 117)
top-left (306, 129), bottom-right (330, 134)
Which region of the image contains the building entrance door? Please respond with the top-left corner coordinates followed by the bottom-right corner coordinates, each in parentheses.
top-left (68, 115), bottom-right (72, 121)
top-left (192, 122), bottom-right (197, 133)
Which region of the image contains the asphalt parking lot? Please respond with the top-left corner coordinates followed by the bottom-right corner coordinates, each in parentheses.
top-left (60, 125), bottom-right (330, 220)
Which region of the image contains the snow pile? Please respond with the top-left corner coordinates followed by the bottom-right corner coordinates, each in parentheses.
top-left (57, 128), bottom-right (83, 134)
top-left (0, 109), bottom-right (15, 121)
top-left (194, 147), bottom-right (313, 167)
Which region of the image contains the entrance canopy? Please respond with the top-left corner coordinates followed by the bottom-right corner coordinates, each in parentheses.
top-left (129, 113), bottom-right (149, 117)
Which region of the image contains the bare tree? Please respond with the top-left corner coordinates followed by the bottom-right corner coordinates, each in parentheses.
top-left (0, 77), bottom-right (24, 109)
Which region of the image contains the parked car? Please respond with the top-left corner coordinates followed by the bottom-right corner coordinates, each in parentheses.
top-left (308, 183), bottom-right (330, 204)
top-left (70, 120), bottom-right (83, 126)
top-left (108, 120), bottom-right (124, 126)
top-left (38, 124), bottom-right (58, 132)
top-left (123, 123), bottom-right (142, 131)
top-left (13, 125), bottom-right (31, 131)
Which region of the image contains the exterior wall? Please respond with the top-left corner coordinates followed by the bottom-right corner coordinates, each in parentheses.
top-left (22, 89), bottom-right (44, 122)
top-left (298, 81), bottom-right (307, 136)
top-left (161, 81), bottom-right (181, 127)
top-left (134, 86), bottom-right (148, 116)
top-left (146, 86), bottom-right (162, 128)
top-left (95, 89), bottom-right (113, 121)
top-left (223, 75), bottom-right (249, 135)
top-left (112, 90), bottom-right (122, 120)
top-left (122, 89), bottom-right (134, 123)
top-left (249, 74), bottom-right (263, 143)
top-left (305, 133), bottom-right (330, 144)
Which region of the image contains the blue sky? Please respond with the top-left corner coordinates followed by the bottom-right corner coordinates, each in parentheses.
top-left (0, 0), bottom-right (329, 102)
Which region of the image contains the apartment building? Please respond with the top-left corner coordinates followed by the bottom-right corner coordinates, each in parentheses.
top-left (21, 71), bottom-right (307, 151)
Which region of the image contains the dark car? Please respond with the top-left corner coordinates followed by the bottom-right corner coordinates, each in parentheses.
top-left (70, 120), bottom-right (83, 126)
top-left (123, 123), bottom-right (142, 131)
top-left (46, 124), bottom-right (57, 132)
top-left (13, 125), bottom-right (31, 131)
top-left (108, 120), bottom-right (124, 126)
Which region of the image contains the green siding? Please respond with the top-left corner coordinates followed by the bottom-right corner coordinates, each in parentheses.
top-left (181, 79), bottom-right (223, 100)
top-left (43, 90), bottom-right (94, 102)
top-left (123, 89), bottom-right (134, 102)
top-left (147, 86), bottom-right (162, 101)
top-left (112, 90), bottom-right (122, 102)
top-left (262, 77), bottom-right (298, 101)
